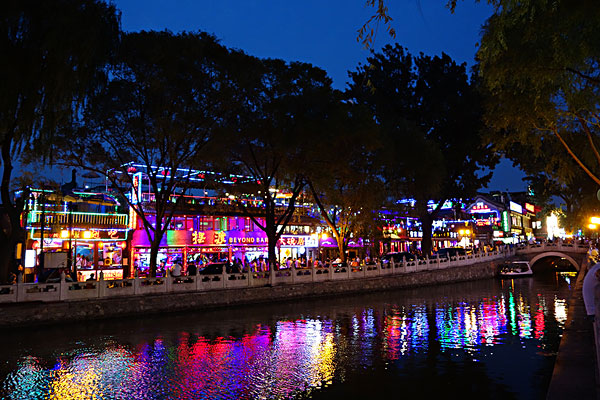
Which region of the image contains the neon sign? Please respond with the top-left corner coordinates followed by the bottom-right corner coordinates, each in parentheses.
top-left (278, 236), bottom-right (306, 247)
top-left (192, 231), bottom-right (206, 244)
top-left (502, 211), bottom-right (510, 232)
top-left (525, 203), bottom-right (535, 213)
top-left (131, 172), bottom-right (142, 204)
top-left (509, 201), bottom-right (523, 214)
top-left (469, 202), bottom-right (495, 214)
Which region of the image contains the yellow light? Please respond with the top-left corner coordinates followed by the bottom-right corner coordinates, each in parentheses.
top-left (459, 229), bottom-right (465, 235)
top-left (321, 233), bottom-right (328, 240)
top-left (60, 230), bottom-right (69, 238)
top-left (589, 224), bottom-right (598, 230)
top-left (591, 217), bottom-right (600, 224)
top-left (465, 229), bottom-right (470, 235)
top-left (83, 230), bottom-right (92, 239)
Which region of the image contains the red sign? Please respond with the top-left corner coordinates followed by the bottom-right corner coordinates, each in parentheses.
top-left (278, 236), bottom-right (306, 246)
top-left (470, 202), bottom-right (494, 213)
top-left (525, 203), bottom-right (535, 213)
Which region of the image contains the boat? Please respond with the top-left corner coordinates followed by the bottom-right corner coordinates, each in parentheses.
top-left (498, 261), bottom-right (533, 277)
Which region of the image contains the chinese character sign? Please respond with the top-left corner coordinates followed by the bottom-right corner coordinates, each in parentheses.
top-left (192, 231), bottom-right (206, 245)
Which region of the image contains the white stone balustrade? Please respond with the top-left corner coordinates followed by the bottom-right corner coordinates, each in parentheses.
top-left (0, 247), bottom-right (525, 304)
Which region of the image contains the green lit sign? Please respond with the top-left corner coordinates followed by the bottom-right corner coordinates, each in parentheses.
top-left (501, 211), bottom-right (510, 232)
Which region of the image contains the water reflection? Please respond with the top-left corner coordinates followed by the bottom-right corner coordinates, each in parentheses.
top-left (1, 272), bottom-right (574, 399)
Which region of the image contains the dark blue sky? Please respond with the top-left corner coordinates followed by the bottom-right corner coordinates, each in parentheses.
top-left (26, 0), bottom-right (526, 192)
top-left (111, 0), bottom-right (527, 192)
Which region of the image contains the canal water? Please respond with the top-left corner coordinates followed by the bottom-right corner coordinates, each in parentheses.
top-left (0, 270), bottom-right (576, 400)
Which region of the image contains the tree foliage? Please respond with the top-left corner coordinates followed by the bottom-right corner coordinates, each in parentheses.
top-left (224, 58), bottom-right (336, 269)
top-left (347, 45), bottom-right (496, 255)
top-left (60, 31), bottom-right (235, 276)
top-left (0, 0), bottom-right (119, 282)
top-left (305, 98), bottom-right (383, 263)
top-left (477, 0), bottom-right (600, 185)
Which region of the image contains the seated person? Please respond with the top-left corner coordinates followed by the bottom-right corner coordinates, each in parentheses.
top-left (171, 261), bottom-right (182, 277)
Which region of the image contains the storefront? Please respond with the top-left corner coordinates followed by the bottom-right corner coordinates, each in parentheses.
top-left (278, 234), bottom-right (318, 264)
top-left (28, 228), bottom-right (128, 281)
top-left (466, 197), bottom-right (505, 244)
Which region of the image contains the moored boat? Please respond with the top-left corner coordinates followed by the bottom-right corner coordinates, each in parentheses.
top-left (498, 261), bottom-right (533, 277)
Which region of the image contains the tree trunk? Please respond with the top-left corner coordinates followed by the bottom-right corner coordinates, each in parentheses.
top-left (149, 239), bottom-right (160, 278)
top-left (266, 213), bottom-right (278, 271)
top-left (420, 213), bottom-right (434, 257)
top-left (334, 230), bottom-right (347, 264)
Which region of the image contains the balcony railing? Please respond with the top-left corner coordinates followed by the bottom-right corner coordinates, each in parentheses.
top-left (28, 211), bottom-right (128, 228)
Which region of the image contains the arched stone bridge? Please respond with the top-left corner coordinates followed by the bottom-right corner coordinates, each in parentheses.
top-left (513, 242), bottom-right (589, 271)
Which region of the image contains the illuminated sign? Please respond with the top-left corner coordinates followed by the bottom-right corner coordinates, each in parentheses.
top-left (509, 201), bottom-right (523, 214)
top-left (278, 235), bottom-right (316, 247)
top-left (501, 211), bottom-right (510, 232)
top-left (279, 236), bottom-right (305, 246)
top-left (476, 219), bottom-right (492, 226)
top-left (192, 231), bottom-right (206, 244)
top-left (131, 172), bottom-right (142, 204)
top-left (469, 202), bottom-right (496, 214)
top-left (525, 203), bottom-right (535, 213)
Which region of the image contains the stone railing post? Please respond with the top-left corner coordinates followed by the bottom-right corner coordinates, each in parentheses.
top-left (311, 263), bottom-right (316, 282)
top-left (328, 265), bottom-right (333, 280)
top-left (59, 272), bottom-right (68, 300)
top-left (165, 270), bottom-right (173, 292)
top-left (134, 276), bottom-right (141, 295)
top-left (195, 270), bottom-right (202, 291)
top-left (98, 273), bottom-right (106, 298)
top-left (248, 269), bottom-right (253, 287)
top-left (377, 261), bottom-right (382, 276)
top-left (221, 267), bottom-right (227, 289)
top-left (437, 254), bottom-right (440, 269)
top-left (291, 266), bottom-right (297, 284)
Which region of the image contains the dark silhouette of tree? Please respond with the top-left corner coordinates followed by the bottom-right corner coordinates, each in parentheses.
top-left (477, 0), bottom-right (600, 186)
top-left (306, 99), bottom-right (384, 264)
top-left (60, 31), bottom-right (235, 277)
top-left (0, 0), bottom-right (119, 282)
top-left (347, 45), bottom-right (497, 255)
top-left (225, 58), bottom-right (335, 270)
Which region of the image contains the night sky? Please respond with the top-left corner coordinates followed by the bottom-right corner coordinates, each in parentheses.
top-left (24, 0), bottom-right (528, 192)
top-left (112, 0), bottom-right (526, 192)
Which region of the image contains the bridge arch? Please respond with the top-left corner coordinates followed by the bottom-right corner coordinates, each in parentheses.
top-left (529, 252), bottom-right (581, 271)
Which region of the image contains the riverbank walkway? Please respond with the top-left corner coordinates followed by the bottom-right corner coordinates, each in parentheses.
top-left (547, 259), bottom-right (599, 400)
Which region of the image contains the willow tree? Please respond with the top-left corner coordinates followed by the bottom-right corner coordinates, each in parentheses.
top-left (476, 0), bottom-right (600, 186)
top-left (0, 0), bottom-right (119, 282)
top-left (60, 31), bottom-right (235, 277)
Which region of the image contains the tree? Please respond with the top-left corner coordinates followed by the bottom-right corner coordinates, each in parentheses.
top-left (0, 0), bottom-right (119, 282)
top-left (505, 138), bottom-right (599, 234)
top-left (60, 31), bottom-right (235, 277)
top-left (347, 45), bottom-right (497, 255)
top-left (477, 0), bottom-right (600, 186)
top-left (305, 99), bottom-right (383, 264)
top-left (225, 58), bottom-right (335, 270)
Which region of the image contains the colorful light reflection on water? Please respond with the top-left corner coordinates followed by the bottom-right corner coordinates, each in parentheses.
top-left (0, 271), bottom-right (575, 399)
